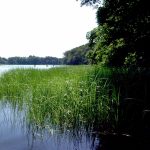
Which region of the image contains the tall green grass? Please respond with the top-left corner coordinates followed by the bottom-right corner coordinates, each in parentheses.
top-left (3, 66), bottom-right (145, 134)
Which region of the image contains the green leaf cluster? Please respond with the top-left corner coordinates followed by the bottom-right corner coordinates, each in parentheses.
top-left (83, 0), bottom-right (150, 67)
top-left (63, 44), bottom-right (90, 65)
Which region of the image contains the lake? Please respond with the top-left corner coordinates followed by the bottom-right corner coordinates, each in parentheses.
top-left (0, 101), bottom-right (98, 150)
top-left (0, 65), bottom-right (57, 74)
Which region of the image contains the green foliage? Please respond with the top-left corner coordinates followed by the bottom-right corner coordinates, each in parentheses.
top-left (63, 44), bottom-right (90, 65)
top-left (124, 52), bottom-right (137, 67)
top-left (87, 24), bottom-right (126, 66)
top-left (83, 0), bottom-right (150, 67)
top-left (0, 66), bottom-right (120, 132)
top-left (1, 66), bottom-right (150, 135)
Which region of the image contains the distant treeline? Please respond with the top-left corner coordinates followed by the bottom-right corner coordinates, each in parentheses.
top-left (0, 44), bottom-right (91, 65)
top-left (0, 56), bottom-right (62, 65)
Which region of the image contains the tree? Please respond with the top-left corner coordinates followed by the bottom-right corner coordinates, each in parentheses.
top-left (79, 0), bottom-right (101, 6)
top-left (63, 44), bottom-right (90, 65)
top-left (82, 0), bottom-right (150, 67)
top-left (0, 57), bottom-right (7, 64)
top-left (3, 56), bottom-right (62, 65)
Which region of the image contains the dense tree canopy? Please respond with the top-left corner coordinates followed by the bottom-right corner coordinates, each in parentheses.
top-left (63, 44), bottom-right (90, 65)
top-left (82, 0), bottom-right (150, 67)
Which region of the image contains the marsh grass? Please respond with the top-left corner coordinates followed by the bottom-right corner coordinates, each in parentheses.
top-left (0, 66), bottom-right (125, 134)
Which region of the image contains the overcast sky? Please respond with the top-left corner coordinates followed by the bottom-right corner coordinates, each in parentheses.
top-left (0, 0), bottom-right (97, 58)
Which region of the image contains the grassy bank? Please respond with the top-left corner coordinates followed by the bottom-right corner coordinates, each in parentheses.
top-left (0, 66), bottom-right (119, 132)
top-left (0, 66), bottom-right (149, 137)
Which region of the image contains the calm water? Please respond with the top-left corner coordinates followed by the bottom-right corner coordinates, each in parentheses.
top-left (0, 65), bottom-right (57, 74)
top-left (0, 101), bottom-right (143, 150)
top-left (0, 102), bottom-right (99, 150)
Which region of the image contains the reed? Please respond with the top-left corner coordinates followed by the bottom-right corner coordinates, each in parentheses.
top-left (0, 66), bottom-right (125, 133)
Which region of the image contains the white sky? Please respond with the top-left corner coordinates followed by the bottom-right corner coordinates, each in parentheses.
top-left (0, 0), bottom-right (97, 58)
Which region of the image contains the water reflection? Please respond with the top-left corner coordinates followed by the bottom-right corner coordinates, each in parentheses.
top-left (0, 101), bottom-right (99, 150)
top-left (0, 101), bottom-right (148, 150)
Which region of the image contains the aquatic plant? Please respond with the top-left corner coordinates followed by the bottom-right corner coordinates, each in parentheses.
top-left (0, 66), bottom-right (124, 133)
